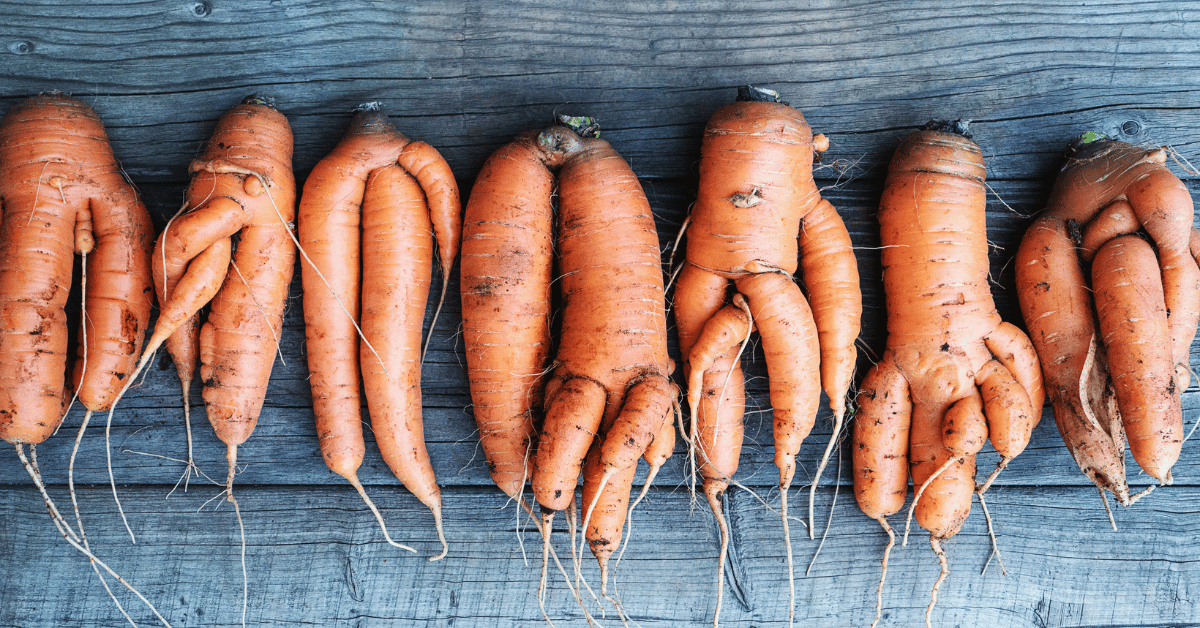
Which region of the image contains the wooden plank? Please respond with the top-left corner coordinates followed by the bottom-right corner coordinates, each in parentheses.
top-left (1, 484), bottom-right (1198, 627)
top-left (0, 179), bottom-right (1197, 490)
top-left (2, 1), bottom-right (1200, 183)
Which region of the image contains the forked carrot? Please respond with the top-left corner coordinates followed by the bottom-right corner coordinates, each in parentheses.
top-left (299, 103), bottom-right (460, 558)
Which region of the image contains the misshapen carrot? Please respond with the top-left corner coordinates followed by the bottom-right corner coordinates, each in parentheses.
top-left (359, 164), bottom-right (448, 558)
top-left (533, 120), bottom-right (672, 507)
top-left (1016, 135), bottom-right (1199, 505)
top-left (469, 118), bottom-right (672, 618)
top-left (299, 104), bottom-right (460, 557)
top-left (0, 92), bottom-right (167, 626)
top-left (107, 95), bottom-right (295, 627)
top-left (853, 123), bottom-right (1042, 627)
top-left (194, 99), bottom-right (296, 458)
top-left (461, 131), bottom-right (555, 501)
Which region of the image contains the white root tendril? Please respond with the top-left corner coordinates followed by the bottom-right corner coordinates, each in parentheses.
top-left (869, 516), bottom-right (895, 628)
top-left (975, 491), bottom-right (1008, 576)
top-left (927, 536), bottom-right (949, 628)
top-left (18, 445), bottom-right (173, 628)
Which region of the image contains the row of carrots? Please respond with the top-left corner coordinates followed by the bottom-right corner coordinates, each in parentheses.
top-left (0, 87), bottom-right (1194, 628)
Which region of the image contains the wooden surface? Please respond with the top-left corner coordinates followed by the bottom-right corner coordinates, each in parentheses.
top-left (2, 1), bottom-right (1200, 626)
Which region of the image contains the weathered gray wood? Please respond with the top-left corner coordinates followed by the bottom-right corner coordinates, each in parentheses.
top-left (2, 1), bottom-right (1200, 183)
top-left (2, 485), bottom-right (1199, 627)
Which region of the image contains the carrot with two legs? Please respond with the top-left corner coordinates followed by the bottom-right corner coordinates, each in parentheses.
top-left (300, 103), bottom-right (460, 558)
top-left (0, 92), bottom-right (165, 625)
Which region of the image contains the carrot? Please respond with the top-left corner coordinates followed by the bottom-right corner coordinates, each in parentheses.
top-left (1015, 134), bottom-right (1199, 507)
top-left (1093, 235), bottom-right (1179, 479)
top-left (852, 357), bottom-right (910, 628)
top-left (852, 123), bottom-right (1043, 627)
top-left (101, 95), bottom-right (294, 628)
top-left (460, 130), bottom-right (555, 501)
top-left (298, 103), bottom-right (460, 558)
top-left (675, 86), bottom-right (860, 627)
top-left (0, 92), bottom-right (167, 626)
top-left (468, 118), bottom-right (672, 618)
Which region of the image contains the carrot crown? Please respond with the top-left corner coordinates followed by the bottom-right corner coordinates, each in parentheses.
top-left (736, 85), bottom-right (786, 105)
top-left (1064, 131), bottom-right (1114, 159)
top-left (241, 94), bottom-right (277, 109)
top-left (921, 119), bottom-right (972, 137)
top-left (556, 115), bottom-right (600, 138)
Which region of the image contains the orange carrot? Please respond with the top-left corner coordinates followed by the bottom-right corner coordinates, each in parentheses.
top-left (360, 164), bottom-right (448, 558)
top-left (299, 103), bottom-right (460, 556)
top-left (853, 123), bottom-right (1042, 627)
top-left (685, 298), bottom-right (751, 627)
top-left (0, 92), bottom-right (166, 626)
top-left (460, 130), bottom-right (555, 501)
top-left (103, 95), bottom-right (295, 628)
top-left (676, 86), bottom-right (860, 627)
top-left (532, 118), bottom-right (672, 511)
top-left (466, 118), bottom-right (673, 617)
top-left (1015, 134), bottom-right (1199, 505)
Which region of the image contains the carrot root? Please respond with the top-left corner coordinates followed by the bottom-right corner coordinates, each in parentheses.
top-left (579, 468), bottom-right (615, 570)
top-left (780, 466), bottom-right (795, 628)
top-left (869, 516), bottom-right (895, 628)
top-left (1098, 487), bottom-right (1118, 531)
top-left (705, 482), bottom-right (730, 628)
top-left (974, 456), bottom-right (1011, 496)
top-left (807, 444), bottom-right (842, 578)
top-left (428, 502), bottom-right (449, 562)
top-left (105, 390), bottom-right (137, 544)
top-left (223, 443), bottom-right (248, 628)
top-left (808, 406), bottom-right (845, 540)
top-left (179, 378), bottom-right (197, 492)
top-left (17, 445), bottom-right (173, 628)
top-left (345, 475), bottom-right (416, 553)
top-left (927, 536), bottom-right (949, 628)
top-left (538, 511), bottom-right (557, 628)
top-left (975, 491), bottom-right (1007, 577)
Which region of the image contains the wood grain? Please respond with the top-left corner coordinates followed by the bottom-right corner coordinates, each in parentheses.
top-left (2, 485), bottom-right (1198, 627)
top-left (2, 1), bottom-right (1200, 183)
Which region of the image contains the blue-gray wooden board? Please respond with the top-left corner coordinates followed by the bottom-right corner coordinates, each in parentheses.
top-left (2, 2), bottom-right (1200, 627)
